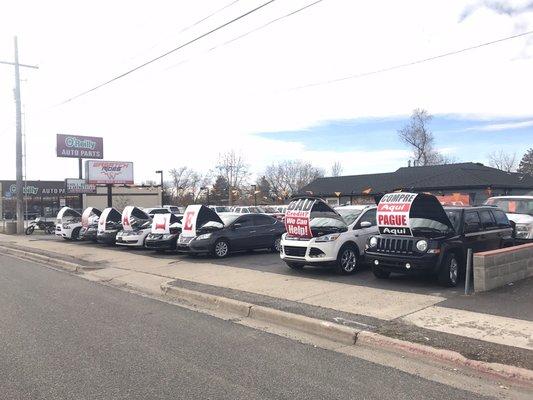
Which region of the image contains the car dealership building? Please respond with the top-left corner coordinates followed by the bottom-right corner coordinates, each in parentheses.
top-left (300, 163), bottom-right (533, 206)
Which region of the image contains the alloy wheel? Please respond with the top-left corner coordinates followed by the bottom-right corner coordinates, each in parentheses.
top-left (449, 257), bottom-right (458, 284)
top-left (215, 241), bottom-right (229, 257)
top-left (274, 238), bottom-right (281, 252)
top-left (340, 249), bottom-right (357, 272)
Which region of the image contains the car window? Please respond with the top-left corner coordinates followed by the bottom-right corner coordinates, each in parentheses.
top-left (151, 209), bottom-right (169, 215)
top-left (242, 208), bottom-right (250, 213)
top-left (464, 211), bottom-right (481, 233)
top-left (253, 215), bottom-right (274, 226)
top-left (355, 208), bottom-right (376, 228)
top-left (236, 216), bottom-right (253, 227)
top-left (479, 210), bottom-right (496, 230)
top-left (491, 209), bottom-right (510, 228)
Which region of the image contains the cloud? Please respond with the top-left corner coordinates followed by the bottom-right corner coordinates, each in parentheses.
top-left (465, 119), bottom-right (533, 131)
top-left (460, 1), bottom-right (533, 22)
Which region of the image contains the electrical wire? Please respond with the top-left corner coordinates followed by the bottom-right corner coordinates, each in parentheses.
top-left (291, 29), bottom-right (533, 90)
top-left (59, 0), bottom-right (277, 105)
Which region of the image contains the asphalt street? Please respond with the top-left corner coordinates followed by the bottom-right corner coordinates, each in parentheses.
top-left (0, 253), bottom-right (494, 400)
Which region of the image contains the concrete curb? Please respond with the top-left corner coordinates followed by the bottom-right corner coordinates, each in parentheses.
top-left (0, 245), bottom-right (82, 272)
top-left (161, 282), bottom-right (533, 387)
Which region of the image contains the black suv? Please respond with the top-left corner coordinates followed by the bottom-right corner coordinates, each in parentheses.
top-left (365, 195), bottom-right (514, 287)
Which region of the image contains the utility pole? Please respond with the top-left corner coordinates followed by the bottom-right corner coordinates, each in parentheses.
top-left (0, 37), bottom-right (38, 234)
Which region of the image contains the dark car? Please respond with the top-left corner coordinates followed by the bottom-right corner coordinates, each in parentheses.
top-left (78, 207), bottom-right (102, 242)
top-left (365, 193), bottom-right (514, 287)
top-left (96, 207), bottom-right (123, 245)
top-left (145, 213), bottom-right (183, 252)
top-left (177, 205), bottom-right (285, 258)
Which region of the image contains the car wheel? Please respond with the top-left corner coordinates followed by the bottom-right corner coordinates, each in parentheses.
top-left (438, 253), bottom-right (460, 287)
top-left (271, 237), bottom-right (282, 253)
top-left (286, 261), bottom-right (305, 270)
top-left (25, 226), bottom-right (35, 235)
top-left (372, 265), bottom-right (391, 279)
top-left (336, 245), bottom-right (359, 275)
top-left (71, 227), bottom-right (81, 241)
top-left (213, 239), bottom-right (230, 258)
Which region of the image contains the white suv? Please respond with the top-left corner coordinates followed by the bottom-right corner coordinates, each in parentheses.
top-left (485, 196), bottom-right (533, 243)
top-left (280, 200), bottom-right (378, 274)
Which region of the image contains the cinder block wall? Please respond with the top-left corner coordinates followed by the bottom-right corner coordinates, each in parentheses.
top-left (474, 243), bottom-right (533, 292)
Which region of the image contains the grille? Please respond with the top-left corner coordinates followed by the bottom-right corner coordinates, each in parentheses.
top-left (376, 237), bottom-right (414, 255)
top-left (283, 246), bottom-right (306, 257)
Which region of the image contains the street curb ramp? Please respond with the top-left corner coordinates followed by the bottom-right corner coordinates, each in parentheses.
top-left (0, 244), bottom-right (84, 272)
top-left (161, 282), bottom-right (533, 387)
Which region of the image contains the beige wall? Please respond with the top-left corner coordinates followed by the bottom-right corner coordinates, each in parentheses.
top-left (84, 185), bottom-right (161, 212)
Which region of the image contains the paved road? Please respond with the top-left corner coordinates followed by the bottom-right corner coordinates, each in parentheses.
top-left (0, 254), bottom-right (493, 400)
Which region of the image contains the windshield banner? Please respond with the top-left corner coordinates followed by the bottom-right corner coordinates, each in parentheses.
top-left (377, 192), bottom-right (418, 236)
top-left (181, 205), bottom-right (202, 237)
top-left (284, 198), bottom-right (316, 238)
top-left (152, 213), bottom-right (170, 234)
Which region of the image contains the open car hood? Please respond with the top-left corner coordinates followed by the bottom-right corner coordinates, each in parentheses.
top-left (181, 205), bottom-right (223, 237)
top-left (377, 192), bottom-right (454, 236)
top-left (56, 207), bottom-right (82, 223)
top-left (98, 207), bottom-right (122, 232)
top-left (285, 197), bottom-right (344, 238)
top-left (121, 206), bottom-right (151, 231)
top-left (81, 207), bottom-right (102, 228)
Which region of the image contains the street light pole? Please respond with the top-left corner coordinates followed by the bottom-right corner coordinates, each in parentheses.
top-left (251, 184), bottom-right (257, 206)
top-left (155, 170), bottom-right (164, 205)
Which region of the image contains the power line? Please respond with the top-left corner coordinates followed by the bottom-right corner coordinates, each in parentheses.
top-left (164, 0), bottom-right (325, 71)
top-left (291, 29), bottom-right (533, 90)
top-left (59, 0), bottom-right (277, 105)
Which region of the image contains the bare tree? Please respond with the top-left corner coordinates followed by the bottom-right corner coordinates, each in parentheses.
top-left (398, 109), bottom-right (450, 166)
top-left (331, 161), bottom-right (343, 177)
top-left (216, 150), bottom-right (250, 205)
top-left (264, 160), bottom-right (324, 200)
top-left (488, 150), bottom-right (517, 172)
top-left (169, 167), bottom-right (213, 205)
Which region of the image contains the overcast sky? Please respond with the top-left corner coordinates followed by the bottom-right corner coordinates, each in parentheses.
top-left (1, 0), bottom-right (532, 184)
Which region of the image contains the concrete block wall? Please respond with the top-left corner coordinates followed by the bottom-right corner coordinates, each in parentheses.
top-left (473, 243), bottom-right (533, 292)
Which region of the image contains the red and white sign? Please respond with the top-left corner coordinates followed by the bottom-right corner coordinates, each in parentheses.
top-left (284, 198), bottom-right (316, 238)
top-left (377, 192), bottom-right (418, 236)
top-left (85, 160), bottom-right (134, 184)
top-left (98, 208), bottom-right (112, 233)
top-left (181, 205), bottom-right (202, 237)
top-left (151, 213), bottom-right (170, 234)
top-left (121, 206), bottom-right (134, 231)
top-left (81, 207), bottom-right (93, 228)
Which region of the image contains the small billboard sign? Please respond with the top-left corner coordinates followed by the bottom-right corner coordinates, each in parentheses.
top-left (85, 160), bottom-right (134, 185)
top-left (66, 178), bottom-right (97, 194)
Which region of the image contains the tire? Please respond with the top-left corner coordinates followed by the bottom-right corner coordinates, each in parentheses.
top-left (71, 227), bottom-right (81, 241)
top-left (286, 261), bottom-right (305, 270)
top-left (271, 236), bottom-right (282, 253)
top-left (25, 225), bottom-right (35, 235)
top-left (372, 265), bottom-right (391, 279)
top-left (438, 253), bottom-right (460, 287)
top-left (46, 227), bottom-right (55, 235)
top-left (335, 244), bottom-right (359, 275)
top-left (213, 239), bottom-right (230, 258)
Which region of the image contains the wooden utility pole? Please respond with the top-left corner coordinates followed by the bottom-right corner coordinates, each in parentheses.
top-left (0, 37), bottom-right (38, 233)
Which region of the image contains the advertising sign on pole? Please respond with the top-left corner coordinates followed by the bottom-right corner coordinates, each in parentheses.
top-left (66, 178), bottom-right (97, 194)
top-left (376, 192), bottom-right (418, 236)
top-left (85, 160), bottom-right (134, 185)
top-left (56, 134), bottom-right (104, 159)
top-left (284, 198), bottom-right (316, 238)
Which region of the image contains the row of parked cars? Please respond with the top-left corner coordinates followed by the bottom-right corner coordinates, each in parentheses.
top-left (55, 194), bottom-right (532, 287)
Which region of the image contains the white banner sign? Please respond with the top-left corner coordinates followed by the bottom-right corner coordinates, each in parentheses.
top-left (151, 213), bottom-right (170, 234)
top-left (180, 205), bottom-right (202, 237)
top-left (121, 206), bottom-right (134, 231)
top-left (98, 208), bottom-right (112, 233)
top-left (377, 192), bottom-right (418, 236)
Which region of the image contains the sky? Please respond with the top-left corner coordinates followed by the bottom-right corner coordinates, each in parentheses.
top-left (0, 0), bottom-right (532, 184)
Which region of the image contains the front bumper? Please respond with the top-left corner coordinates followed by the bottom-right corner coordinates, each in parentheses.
top-left (176, 236), bottom-right (212, 254)
top-left (365, 251), bottom-right (440, 274)
top-left (279, 238), bottom-right (339, 264)
top-left (97, 231), bottom-right (118, 244)
top-left (79, 227), bottom-right (97, 241)
top-left (145, 234), bottom-right (178, 250)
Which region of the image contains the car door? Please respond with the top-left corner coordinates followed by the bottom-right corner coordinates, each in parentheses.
top-left (252, 214), bottom-right (277, 248)
top-left (478, 209), bottom-right (500, 250)
top-left (229, 215), bottom-right (256, 250)
top-left (463, 210), bottom-right (484, 252)
top-left (491, 209), bottom-right (513, 247)
top-left (352, 208), bottom-right (378, 251)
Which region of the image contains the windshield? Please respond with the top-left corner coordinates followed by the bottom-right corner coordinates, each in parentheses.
top-left (310, 217), bottom-right (347, 231)
top-left (410, 217), bottom-right (454, 236)
top-left (486, 198), bottom-right (533, 216)
top-left (219, 214), bottom-right (239, 225)
top-left (215, 206), bottom-right (231, 213)
top-left (336, 209), bottom-right (363, 226)
top-left (445, 210), bottom-right (462, 232)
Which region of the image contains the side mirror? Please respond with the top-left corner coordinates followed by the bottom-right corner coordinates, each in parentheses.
top-left (232, 222), bottom-right (242, 229)
top-left (360, 221), bottom-right (372, 228)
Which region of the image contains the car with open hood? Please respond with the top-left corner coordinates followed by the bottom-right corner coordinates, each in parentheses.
top-left (279, 198), bottom-right (378, 274)
top-left (78, 207), bottom-right (102, 241)
top-left (145, 213), bottom-right (183, 251)
top-left (96, 207), bottom-right (123, 244)
top-left (177, 205), bottom-right (285, 258)
top-left (485, 196), bottom-right (533, 243)
top-left (55, 207), bottom-right (83, 240)
top-left (115, 206), bottom-right (152, 247)
top-left (365, 192), bottom-right (514, 287)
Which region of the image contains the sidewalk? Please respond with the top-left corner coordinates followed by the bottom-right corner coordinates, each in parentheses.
top-left (1, 234), bottom-right (532, 370)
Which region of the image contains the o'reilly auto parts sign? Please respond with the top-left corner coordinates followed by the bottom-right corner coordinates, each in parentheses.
top-left (57, 134), bottom-right (104, 159)
top-left (85, 160), bottom-right (134, 185)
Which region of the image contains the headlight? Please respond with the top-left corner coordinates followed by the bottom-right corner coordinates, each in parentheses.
top-left (162, 234), bottom-right (173, 239)
top-left (416, 240), bottom-right (428, 252)
top-left (196, 233), bottom-right (212, 240)
top-left (62, 223), bottom-right (71, 229)
top-left (315, 233), bottom-right (340, 242)
top-left (369, 236), bottom-right (378, 248)
top-left (515, 223), bottom-right (532, 238)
